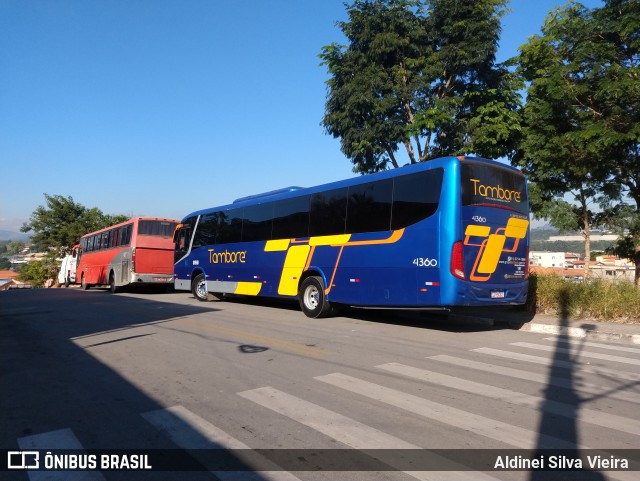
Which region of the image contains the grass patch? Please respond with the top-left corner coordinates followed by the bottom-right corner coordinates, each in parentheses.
top-left (527, 274), bottom-right (640, 323)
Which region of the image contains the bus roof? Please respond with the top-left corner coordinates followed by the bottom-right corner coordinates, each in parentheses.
top-left (186, 156), bottom-right (523, 219)
top-left (79, 217), bottom-right (180, 239)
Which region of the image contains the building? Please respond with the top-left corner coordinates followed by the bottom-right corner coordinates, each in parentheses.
top-left (548, 234), bottom-right (619, 242)
top-left (528, 252), bottom-right (636, 282)
top-left (591, 255), bottom-right (635, 281)
top-left (529, 251), bottom-right (566, 268)
top-left (0, 270), bottom-right (30, 290)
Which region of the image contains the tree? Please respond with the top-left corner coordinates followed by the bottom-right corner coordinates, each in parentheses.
top-left (320, 0), bottom-right (521, 174)
top-left (20, 194), bottom-right (128, 256)
top-left (516, 2), bottom-right (620, 280)
top-left (16, 253), bottom-right (60, 288)
top-left (591, 0), bottom-right (640, 284)
top-left (4, 241), bottom-right (26, 256)
top-left (516, 0), bottom-right (640, 284)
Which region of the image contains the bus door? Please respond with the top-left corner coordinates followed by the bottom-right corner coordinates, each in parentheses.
top-left (117, 224), bottom-right (132, 282)
top-left (460, 162), bottom-right (529, 294)
top-left (121, 256), bottom-right (130, 283)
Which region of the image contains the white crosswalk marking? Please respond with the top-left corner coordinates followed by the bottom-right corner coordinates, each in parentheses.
top-left (511, 342), bottom-right (640, 365)
top-left (239, 386), bottom-right (417, 449)
top-left (17, 428), bottom-right (106, 481)
top-left (14, 338), bottom-right (639, 481)
top-left (472, 347), bottom-right (640, 381)
top-left (142, 405), bottom-right (301, 481)
top-left (238, 386), bottom-right (500, 481)
top-left (314, 372), bottom-right (575, 449)
top-left (428, 354), bottom-right (640, 404)
top-left (544, 337), bottom-right (640, 354)
top-left (377, 362), bottom-right (640, 436)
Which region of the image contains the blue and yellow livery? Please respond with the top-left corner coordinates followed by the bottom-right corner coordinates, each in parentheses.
top-left (173, 156), bottom-right (530, 317)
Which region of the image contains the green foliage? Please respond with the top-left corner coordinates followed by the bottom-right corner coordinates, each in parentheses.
top-left (2, 241), bottom-right (26, 256)
top-left (529, 240), bottom-right (615, 253)
top-left (530, 273), bottom-right (640, 322)
top-left (320, 0), bottom-right (521, 173)
top-left (0, 257), bottom-right (11, 270)
top-left (16, 253), bottom-right (60, 288)
top-left (515, 0), bottom-right (640, 281)
top-left (20, 194), bottom-right (128, 256)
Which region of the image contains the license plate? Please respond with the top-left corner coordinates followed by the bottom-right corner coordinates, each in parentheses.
top-left (491, 290), bottom-right (505, 299)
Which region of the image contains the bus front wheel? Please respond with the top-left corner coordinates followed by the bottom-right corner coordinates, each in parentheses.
top-left (299, 276), bottom-right (332, 318)
top-left (192, 274), bottom-right (212, 302)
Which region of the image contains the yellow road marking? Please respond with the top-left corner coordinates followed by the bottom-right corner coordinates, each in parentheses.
top-left (174, 318), bottom-right (326, 358)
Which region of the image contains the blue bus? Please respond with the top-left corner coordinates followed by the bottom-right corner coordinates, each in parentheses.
top-left (173, 156), bottom-right (529, 317)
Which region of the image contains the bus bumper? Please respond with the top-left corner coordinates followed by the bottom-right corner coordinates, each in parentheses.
top-left (453, 282), bottom-right (528, 306)
top-left (130, 273), bottom-right (174, 284)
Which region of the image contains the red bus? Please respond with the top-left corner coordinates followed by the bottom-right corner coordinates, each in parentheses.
top-left (73, 217), bottom-right (179, 292)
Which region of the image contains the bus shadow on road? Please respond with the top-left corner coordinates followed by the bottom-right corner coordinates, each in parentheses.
top-left (339, 306), bottom-right (534, 333)
top-left (198, 293), bottom-right (536, 333)
top-left (0, 288), bottom-right (268, 481)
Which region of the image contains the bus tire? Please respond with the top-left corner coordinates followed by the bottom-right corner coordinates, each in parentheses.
top-left (298, 276), bottom-right (332, 318)
top-left (81, 274), bottom-right (90, 290)
top-left (192, 273), bottom-right (213, 302)
top-left (109, 272), bottom-right (120, 294)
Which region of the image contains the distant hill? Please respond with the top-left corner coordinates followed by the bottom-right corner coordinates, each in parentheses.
top-left (0, 230), bottom-right (31, 242)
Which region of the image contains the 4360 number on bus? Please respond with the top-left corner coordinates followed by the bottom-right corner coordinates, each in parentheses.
top-left (413, 258), bottom-right (438, 267)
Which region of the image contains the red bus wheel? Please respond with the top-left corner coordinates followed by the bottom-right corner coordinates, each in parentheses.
top-left (109, 272), bottom-right (120, 294)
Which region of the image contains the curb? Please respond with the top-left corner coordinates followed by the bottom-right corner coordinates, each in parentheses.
top-left (521, 322), bottom-right (640, 345)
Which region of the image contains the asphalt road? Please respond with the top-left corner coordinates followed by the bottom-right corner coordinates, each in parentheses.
top-left (1, 288), bottom-right (639, 481)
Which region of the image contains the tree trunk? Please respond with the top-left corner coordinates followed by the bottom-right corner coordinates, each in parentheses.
top-left (634, 244), bottom-right (640, 287)
top-left (580, 190), bottom-right (591, 282)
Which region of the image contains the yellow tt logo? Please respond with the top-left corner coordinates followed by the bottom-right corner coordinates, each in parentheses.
top-left (464, 217), bottom-right (529, 282)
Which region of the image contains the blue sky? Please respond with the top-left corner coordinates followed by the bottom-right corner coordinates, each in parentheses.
top-left (0, 0), bottom-right (603, 233)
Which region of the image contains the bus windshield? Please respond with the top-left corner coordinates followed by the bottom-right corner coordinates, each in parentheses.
top-left (138, 220), bottom-right (178, 237)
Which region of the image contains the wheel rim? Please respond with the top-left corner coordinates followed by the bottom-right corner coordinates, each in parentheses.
top-left (303, 285), bottom-right (319, 311)
top-left (196, 279), bottom-right (207, 299)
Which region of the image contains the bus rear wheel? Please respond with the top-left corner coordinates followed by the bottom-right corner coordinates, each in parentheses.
top-left (192, 273), bottom-right (213, 302)
top-left (109, 272), bottom-right (120, 294)
top-left (298, 276), bottom-right (333, 318)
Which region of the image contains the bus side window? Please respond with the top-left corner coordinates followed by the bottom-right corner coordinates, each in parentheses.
top-left (391, 169), bottom-right (443, 229)
top-left (121, 224), bottom-right (132, 246)
top-left (347, 179), bottom-right (393, 233)
top-left (242, 203), bottom-right (274, 242)
top-left (217, 209), bottom-right (243, 244)
top-left (194, 214), bottom-right (217, 248)
top-left (272, 196), bottom-right (309, 239)
top-left (309, 188), bottom-right (348, 237)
